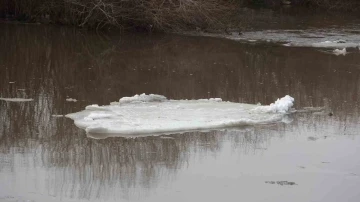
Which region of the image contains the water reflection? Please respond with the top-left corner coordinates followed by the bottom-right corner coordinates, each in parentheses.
top-left (0, 23), bottom-right (359, 201)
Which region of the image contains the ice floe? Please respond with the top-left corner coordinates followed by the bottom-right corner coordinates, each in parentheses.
top-left (0, 98), bottom-right (33, 102)
top-left (312, 41), bottom-right (358, 49)
top-left (66, 98), bottom-right (77, 102)
top-left (286, 39), bottom-right (359, 49)
top-left (195, 29), bottom-right (360, 49)
top-left (333, 48), bottom-right (347, 56)
top-left (66, 94), bottom-right (295, 139)
top-left (51, 114), bottom-right (65, 117)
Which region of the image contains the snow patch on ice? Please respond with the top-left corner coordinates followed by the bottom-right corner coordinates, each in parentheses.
top-left (252, 95), bottom-right (294, 113)
top-left (0, 98), bottom-right (33, 102)
top-left (85, 104), bottom-right (101, 110)
top-left (83, 112), bottom-right (116, 121)
top-left (197, 98), bottom-right (222, 102)
top-left (66, 94), bottom-right (295, 138)
top-left (119, 93), bottom-right (167, 104)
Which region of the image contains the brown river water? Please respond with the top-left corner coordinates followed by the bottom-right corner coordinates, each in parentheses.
top-left (0, 22), bottom-right (360, 202)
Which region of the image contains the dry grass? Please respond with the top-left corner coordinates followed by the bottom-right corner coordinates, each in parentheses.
top-left (1, 0), bottom-right (359, 31)
top-left (66, 0), bottom-right (242, 30)
top-left (0, 0), bottom-right (242, 31)
top-left (251, 0), bottom-right (360, 11)
top-left (308, 0), bottom-right (360, 11)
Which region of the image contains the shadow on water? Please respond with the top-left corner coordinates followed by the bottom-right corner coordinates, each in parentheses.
top-left (0, 23), bottom-right (359, 201)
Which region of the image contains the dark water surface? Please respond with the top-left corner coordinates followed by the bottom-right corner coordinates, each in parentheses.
top-left (0, 23), bottom-right (360, 202)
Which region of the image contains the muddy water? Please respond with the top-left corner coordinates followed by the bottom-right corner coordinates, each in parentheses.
top-left (0, 23), bottom-right (360, 202)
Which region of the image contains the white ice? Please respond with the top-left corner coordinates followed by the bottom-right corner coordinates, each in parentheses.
top-left (333, 48), bottom-right (347, 56)
top-left (252, 95), bottom-right (294, 113)
top-left (196, 29), bottom-right (360, 49)
top-left (287, 40), bottom-right (359, 49)
top-left (51, 114), bottom-right (65, 117)
top-left (119, 93), bottom-right (167, 104)
top-left (312, 41), bottom-right (358, 49)
top-left (0, 98), bottom-right (33, 102)
top-left (66, 94), bottom-right (294, 138)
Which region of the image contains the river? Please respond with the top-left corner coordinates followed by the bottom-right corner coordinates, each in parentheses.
top-left (0, 20), bottom-right (360, 202)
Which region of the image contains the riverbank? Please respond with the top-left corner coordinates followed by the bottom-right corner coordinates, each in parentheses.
top-left (1, 0), bottom-right (359, 32)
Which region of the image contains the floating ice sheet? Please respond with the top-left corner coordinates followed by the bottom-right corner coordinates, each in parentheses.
top-left (66, 94), bottom-right (294, 139)
top-left (0, 98), bottom-right (33, 102)
top-left (192, 29), bottom-right (360, 49)
top-left (312, 41), bottom-right (358, 49)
